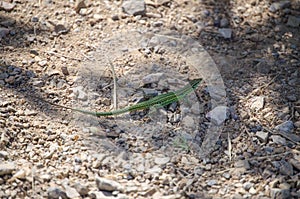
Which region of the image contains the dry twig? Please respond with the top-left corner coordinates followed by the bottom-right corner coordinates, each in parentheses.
top-left (45, 50), bottom-right (82, 61)
top-left (246, 74), bottom-right (279, 99)
top-left (107, 58), bottom-right (118, 110)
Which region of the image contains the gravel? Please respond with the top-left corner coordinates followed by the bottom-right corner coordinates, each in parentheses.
top-left (0, 0), bottom-right (299, 198)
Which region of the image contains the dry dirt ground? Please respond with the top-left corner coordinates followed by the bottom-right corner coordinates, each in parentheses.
top-left (0, 0), bottom-right (300, 199)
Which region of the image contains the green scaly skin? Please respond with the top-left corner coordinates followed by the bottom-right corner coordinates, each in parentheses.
top-left (43, 78), bottom-right (202, 117)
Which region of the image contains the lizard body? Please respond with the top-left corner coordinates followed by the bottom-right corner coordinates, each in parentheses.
top-left (41, 78), bottom-right (202, 117)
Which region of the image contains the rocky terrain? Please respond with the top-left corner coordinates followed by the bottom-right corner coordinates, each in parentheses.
top-left (0, 0), bottom-right (299, 198)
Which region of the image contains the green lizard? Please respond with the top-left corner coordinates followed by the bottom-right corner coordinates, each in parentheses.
top-left (41, 78), bottom-right (202, 117)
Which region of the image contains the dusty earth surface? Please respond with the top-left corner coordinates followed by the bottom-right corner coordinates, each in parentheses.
top-left (0, 0), bottom-right (300, 198)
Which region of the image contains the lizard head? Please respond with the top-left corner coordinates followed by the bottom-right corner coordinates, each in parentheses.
top-left (189, 78), bottom-right (202, 89)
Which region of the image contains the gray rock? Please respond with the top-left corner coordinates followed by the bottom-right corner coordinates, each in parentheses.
top-left (255, 131), bottom-right (268, 142)
top-left (270, 188), bottom-right (290, 199)
top-left (47, 187), bottom-right (67, 199)
top-left (145, 165), bottom-right (162, 175)
top-left (269, 1), bottom-right (290, 13)
top-left (167, 101), bottom-right (177, 112)
top-left (111, 15), bottom-right (119, 21)
top-left (142, 73), bottom-right (165, 84)
top-left (204, 163), bottom-right (211, 171)
top-left (0, 18), bottom-right (16, 27)
top-left (275, 121), bottom-right (294, 134)
top-left (271, 135), bottom-right (286, 145)
top-left (206, 105), bottom-right (229, 125)
top-left (152, 21), bottom-right (163, 27)
top-left (31, 16), bottom-right (39, 22)
top-left (43, 150), bottom-right (55, 159)
top-left (4, 76), bottom-right (16, 84)
top-left (92, 154), bottom-right (107, 168)
top-left (0, 73), bottom-right (9, 80)
top-left (11, 169), bottom-right (26, 180)
top-left (202, 10), bottom-right (210, 17)
top-left (286, 94), bottom-right (297, 102)
top-left (26, 35), bottom-right (36, 42)
top-left (140, 187), bottom-right (156, 197)
top-left (232, 193), bottom-right (243, 199)
top-left (265, 146), bottom-right (274, 153)
top-left (89, 191), bottom-right (113, 199)
top-left (122, 0), bottom-right (146, 16)
top-left (141, 88), bottom-right (158, 97)
top-left (154, 157), bottom-right (170, 165)
top-left (79, 8), bottom-right (88, 16)
top-left (38, 60), bottom-right (47, 67)
top-left (54, 24), bottom-right (69, 34)
top-left (93, 14), bottom-right (103, 21)
top-left (250, 96), bottom-right (264, 111)
top-left (279, 160), bottom-right (293, 176)
top-left (32, 80), bottom-right (44, 87)
top-left (24, 109), bottom-right (37, 116)
top-left (61, 66), bottom-right (69, 76)
top-left (191, 103), bottom-right (202, 114)
top-left (214, 17), bottom-right (221, 27)
top-left (64, 185), bottom-right (80, 198)
top-left (116, 193), bottom-right (129, 198)
top-left (126, 186), bottom-right (139, 193)
top-left (95, 176), bottom-right (123, 192)
top-left (40, 174), bottom-right (52, 182)
top-left (272, 161), bottom-right (281, 169)
top-left (47, 70), bottom-right (61, 77)
top-left (240, 110), bottom-right (249, 119)
top-left (283, 8), bottom-right (291, 14)
top-left (71, 86), bottom-right (87, 101)
top-left (289, 158), bottom-right (300, 170)
top-left (74, 0), bottom-right (86, 13)
top-left (0, 1), bottom-right (15, 11)
top-left (269, 179), bottom-right (280, 188)
top-left (136, 164), bottom-right (145, 172)
top-left (207, 179), bottom-right (217, 186)
top-left (208, 189), bottom-right (218, 194)
top-left (254, 60), bottom-right (272, 74)
top-left (278, 182), bottom-right (291, 190)
top-left (218, 28), bottom-right (232, 39)
top-left (182, 115), bottom-right (195, 128)
top-left (196, 21), bottom-right (205, 32)
top-left (234, 159), bottom-right (250, 170)
top-left (222, 172), bottom-right (231, 179)
top-left (287, 16), bottom-right (300, 27)
top-left (0, 28), bottom-right (10, 39)
top-left (275, 24), bottom-right (285, 32)
top-left (0, 151), bottom-right (9, 159)
top-left (220, 18), bottom-right (229, 28)
top-left (295, 121), bottom-right (300, 128)
top-left (249, 187), bottom-right (257, 195)
top-left (0, 162), bottom-right (15, 176)
top-left (243, 182), bottom-right (253, 191)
